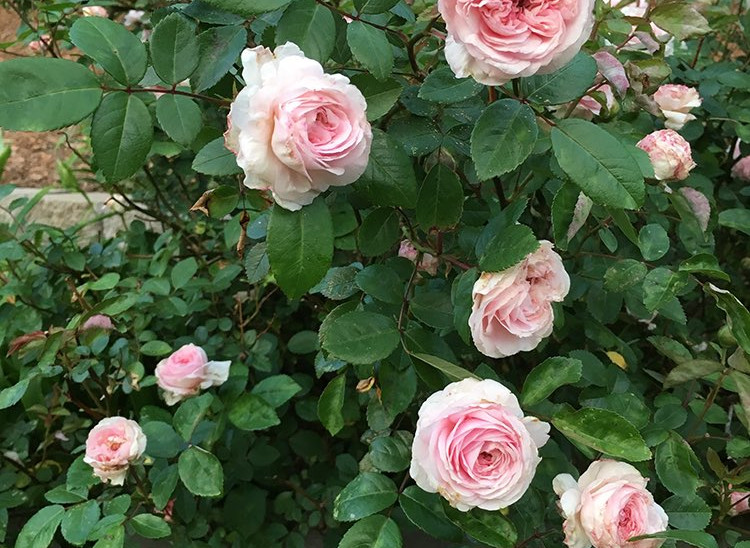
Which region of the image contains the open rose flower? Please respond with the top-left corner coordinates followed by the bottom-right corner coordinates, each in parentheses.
top-left (653, 85), bottom-right (701, 130)
top-left (410, 378), bottom-right (549, 511)
top-left (553, 460), bottom-right (669, 548)
top-left (438, 0), bottom-right (595, 85)
top-left (84, 417), bottom-right (146, 485)
top-left (155, 344), bottom-right (231, 405)
top-left (469, 241), bottom-right (569, 358)
top-left (225, 43), bottom-right (372, 211)
top-left (82, 5), bottom-right (108, 17)
top-left (637, 129), bottom-right (696, 181)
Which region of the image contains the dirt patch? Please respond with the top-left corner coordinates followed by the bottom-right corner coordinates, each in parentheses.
top-left (0, 8), bottom-right (89, 189)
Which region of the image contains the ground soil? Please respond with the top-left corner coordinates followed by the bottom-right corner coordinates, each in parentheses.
top-left (0, 7), bottom-right (87, 188)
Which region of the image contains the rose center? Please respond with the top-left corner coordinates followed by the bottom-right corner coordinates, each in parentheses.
top-left (106, 435), bottom-right (125, 452)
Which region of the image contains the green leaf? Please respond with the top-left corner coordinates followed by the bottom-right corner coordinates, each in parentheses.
top-left (662, 495), bottom-right (711, 530)
top-left (70, 17), bottom-right (147, 85)
top-left (192, 137), bottom-right (242, 176)
top-left (416, 164), bottom-right (464, 229)
top-left (551, 183), bottom-right (590, 250)
top-left (650, 3), bottom-right (710, 41)
top-left (92, 92), bottom-right (153, 182)
top-left (471, 99), bottom-right (538, 180)
top-left (228, 393), bottom-right (281, 431)
top-left (149, 13), bottom-right (200, 84)
top-left (150, 466), bottom-right (179, 510)
top-left (399, 486), bottom-right (463, 542)
top-left (355, 0), bottom-right (400, 14)
top-left (551, 119), bottom-right (645, 209)
top-left (244, 242), bottom-right (270, 284)
top-left (322, 311), bottom-right (399, 365)
top-left (552, 408), bottom-right (652, 461)
top-left (479, 224), bottom-right (539, 272)
top-left (267, 198), bottom-right (333, 300)
top-left (338, 515), bottom-right (402, 548)
top-left (156, 95), bottom-right (202, 146)
top-left (643, 268), bottom-right (688, 313)
top-left (354, 129), bottom-right (418, 208)
top-left (655, 432), bottom-right (702, 496)
top-left (663, 359), bottom-right (723, 388)
top-left (419, 67), bottom-right (483, 103)
top-left (140, 340), bottom-right (172, 357)
top-left (61, 501), bottom-right (100, 546)
top-left (358, 207), bottom-right (400, 257)
top-left (171, 257), bottom-right (198, 289)
top-left (0, 58), bottom-right (102, 131)
top-left (520, 53), bottom-right (598, 105)
top-left (310, 266), bottom-right (361, 300)
top-left (318, 373), bottom-right (347, 436)
top-left (369, 432), bottom-right (412, 472)
top-left (173, 393), bottom-right (213, 441)
top-left (639, 224), bottom-right (670, 261)
top-left (130, 514), bottom-right (171, 539)
top-left (92, 524), bottom-right (124, 548)
top-left (451, 268), bottom-right (478, 344)
top-left (410, 291), bottom-right (454, 330)
top-left (356, 265), bottom-right (403, 304)
top-left (679, 254), bottom-right (730, 282)
top-left (200, 0), bottom-right (291, 16)
top-left (178, 447), bottom-right (223, 497)
top-left (191, 25), bottom-right (247, 92)
top-left (142, 421), bottom-right (183, 459)
top-left (333, 472), bottom-right (398, 522)
top-left (351, 75), bottom-right (402, 121)
top-left (443, 504), bottom-right (517, 548)
top-left (630, 530), bottom-right (718, 548)
top-left (276, 0), bottom-right (336, 63)
top-left (731, 370), bottom-right (750, 434)
top-left (252, 374), bottom-right (302, 408)
top-left (604, 259), bottom-right (648, 292)
top-left (521, 357), bottom-right (583, 407)
top-left (347, 21), bottom-right (393, 80)
top-left (15, 505), bottom-right (64, 548)
top-left (719, 208), bottom-right (750, 236)
top-left (0, 376), bottom-right (32, 410)
top-left (411, 353), bottom-right (478, 382)
top-left (705, 284), bottom-right (750, 355)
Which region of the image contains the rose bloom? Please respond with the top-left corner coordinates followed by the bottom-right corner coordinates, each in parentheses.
top-left (82, 5), bottom-right (108, 17)
top-left (155, 343), bottom-right (231, 405)
top-left (637, 129), bottom-right (696, 181)
top-left (84, 417), bottom-right (147, 485)
top-left (553, 460), bottom-right (669, 548)
top-left (469, 241), bottom-right (569, 358)
top-left (398, 240), bottom-right (439, 276)
top-left (653, 85), bottom-right (701, 130)
top-left (732, 156), bottom-right (750, 181)
top-left (81, 314), bottom-right (114, 331)
top-left (438, 0), bottom-right (595, 85)
top-left (123, 9), bottom-right (144, 27)
top-left (225, 43), bottom-right (372, 211)
top-left (28, 34), bottom-right (51, 54)
top-left (410, 378), bottom-right (549, 511)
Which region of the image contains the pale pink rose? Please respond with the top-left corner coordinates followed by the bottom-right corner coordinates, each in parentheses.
top-left (225, 43), bottom-right (372, 211)
top-left (637, 129), bottom-right (696, 181)
top-left (438, 0), bottom-right (595, 85)
top-left (469, 241), bottom-right (569, 358)
top-left (553, 460), bottom-right (669, 548)
top-left (732, 156), bottom-right (750, 181)
top-left (155, 344), bottom-right (231, 405)
top-left (84, 417), bottom-right (147, 485)
top-left (123, 9), bottom-right (145, 27)
top-left (28, 34), bottom-right (51, 54)
top-left (399, 239), bottom-right (439, 275)
top-left (82, 5), bottom-right (108, 17)
top-left (653, 85), bottom-right (701, 130)
top-left (729, 489), bottom-right (750, 516)
top-left (678, 187), bottom-right (710, 232)
top-left (574, 84), bottom-right (616, 119)
top-left (410, 378), bottom-right (549, 511)
top-left (81, 314), bottom-right (114, 331)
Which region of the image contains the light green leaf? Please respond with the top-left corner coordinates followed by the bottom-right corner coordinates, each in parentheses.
top-left (630, 530), bottom-right (717, 548)
top-left (338, 515), bottom-right (401, 548)
top-left (639, 224), bottom-right (670, 261)
top-left (655, 432), bottom-right (702, 496)
top-left (419, 67), bottom-right (483, 103)
top-left (192, 137), bottom-right (242, 176)
top-left (411, 353), bottom-right (479, 382)
top-left (173, 393), bottom-right (213, 441)
top-left (0, 376), bottom-right (33, 410)
top-left (178, 447), bottom-right (223, 497)
top-left (322, 311), bottom-right (400, 365)
top-left (142, 421), bottom-right (183, 459)
top-left (61, 501), bottom-right (100, 546)
top-left (399, 486), bottom-right (463, 542)
top-left (650, 3), bottom-right (710, 41)
top-left (155, 95), bottom-right (202, 146)
top-left (318, 373), bottom-right (347, 436)
top-left (521, 357), bottom-right (583, 407)
top-left (15, 505), bottom-right (64, 548)
top-left (354, 129), bottom-right (418, 208)
top-left (200, 0), bottom-right (291, 16)
top-left (191, 25), bottom-right (247, 92)
top-left (252, 374), bottom-right (302, 408)
top-left (416, 164), bottom-right (464, 229)
top-left (333, 472), bottom-right (398, 522)
top-left (228, 393), bottom-right (281, 431)
top-left (719, 208), bottom-right (750, 236)
top-left (70, 17), bottom-right (146, 85)
top-left (520, 52), bottom-right (598, 105)
top-left (443, 504), bottom-right (517, 548)
top-left (149, 13), bottom-right (200, 84)
top-left (351, 75), bottom-right (402, 121)
top-left (171, 257), bottom-right (198, 289)
top-left (130, 514), bottom-right (171, 539)
top-left (358, 207), bottom-right (400, 257)
top-left (347, 21), bottom-right (393, 80)
top-left (705, 284), bottom-right (750, 355)
top-left (276, 0), bottom-right (336, 63)
top-left (479, 224), bottom-right (539, 272)
top-left (662, 495), bottom-right (711, 530)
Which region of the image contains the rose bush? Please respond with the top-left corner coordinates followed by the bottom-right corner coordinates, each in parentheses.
top-left (0, 0), bottom-right (748, 547)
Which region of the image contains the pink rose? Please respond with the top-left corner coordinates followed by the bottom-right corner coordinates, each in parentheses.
top-left (732, 156), bottom-right (750, 181)
top-left (410, 378), bottom-right (549, 511)
top-left (398, 240), bottom-right (419, 262)
top-left (225, 43), bottom-right (372, 211)
top-left (637, 129), bottom-right (696, 181)
top-left (653, 85), bottom-right (701, 130)
top-left (81, 314), bottom-right (114, 331)
top-left (729, 489), bottom-right (750, 516)
top-left (155, 344), bottom-right (230, 405)
top-left (84, 417), bottom-right (147, 485)
top-left (398, 239), bottom-right (439, 275)
top-left (82, 5), bottom-right (108, 17)
top-left (438, 0), bottom-right (595, 85)
top-left (553, 460), bottom-right (669, 548)
top-left (28, 34), bottom-right (51, 54)
top-left (469, 241), bottom-right (569, 358)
